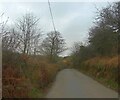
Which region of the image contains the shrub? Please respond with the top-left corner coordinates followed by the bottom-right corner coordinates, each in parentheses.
top-left (2, 65), bottom-right (29, 98)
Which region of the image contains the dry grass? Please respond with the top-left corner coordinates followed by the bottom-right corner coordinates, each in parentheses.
top-left (2, 52), bottom-right (61, 98)
top-left (85, 56), bottom-right (118, 68)
top-left (2, 65), bottom-right (29, 98)
top-left (80, 55), bottom-right (119, 90)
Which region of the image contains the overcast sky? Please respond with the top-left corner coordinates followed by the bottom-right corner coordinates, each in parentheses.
top-left (0, 1), bottom-right (112, 56)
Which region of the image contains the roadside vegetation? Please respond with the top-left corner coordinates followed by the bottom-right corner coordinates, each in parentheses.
top-left (2, 51), bottom-right (63, 98)
top-left (70, 2), bottom-right (119, 91)
top-left (1, 13), bottom-right (66, 98)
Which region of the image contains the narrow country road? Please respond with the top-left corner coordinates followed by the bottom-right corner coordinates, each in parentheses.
top-left (46, 69), bottom-right (118, 98)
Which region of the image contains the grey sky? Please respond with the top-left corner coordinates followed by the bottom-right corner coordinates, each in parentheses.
top-left (0, 2), bottom-right (110, 56)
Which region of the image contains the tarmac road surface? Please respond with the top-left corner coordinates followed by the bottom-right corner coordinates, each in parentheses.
top-left (46, 69), bottom-right (118, 98)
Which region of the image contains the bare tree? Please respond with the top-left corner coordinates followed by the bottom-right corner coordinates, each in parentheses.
top-left (15, 13), bottom-right (42, 54)
top-left (40, 31), bottom-right (66, 61)
top-left (0, 13), bottom-right (13, 51)
top-left (0, 13), bottom-right (9, 37)
top-left (2, 28), bottom-right (20, 52)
